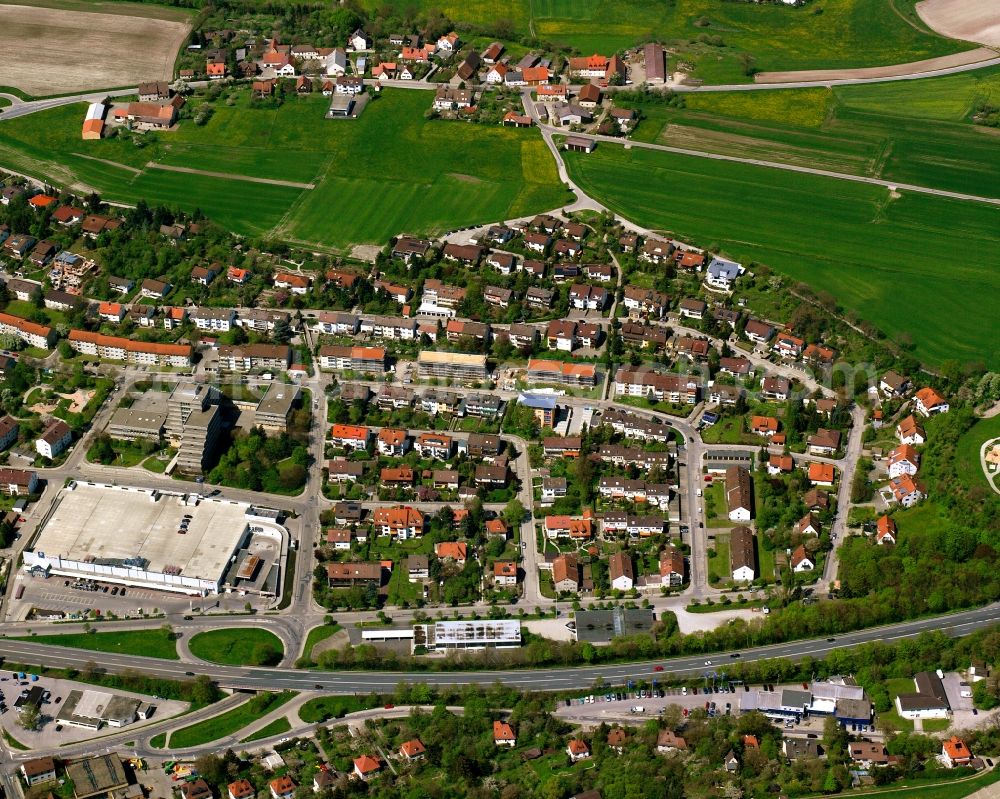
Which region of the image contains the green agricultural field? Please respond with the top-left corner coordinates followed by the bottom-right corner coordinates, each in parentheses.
top-left (357, 0), bottom-right (967, 74)
top-left (13, 629), bottom-right (179, 660)
top-left (564, 144), bottom-right (1000, 369)
top-left (624, 67), bottom-right (1000, 198)
top-left (187, 628), bottom-right (284, 666)
top-left (0, 90), bottom-right (569, 250)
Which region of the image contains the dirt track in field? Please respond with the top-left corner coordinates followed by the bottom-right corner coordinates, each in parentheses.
top-left (916, 0), bottom-right (1000, 48)
top-left (0, 5), bottom-right (190, 95)
top-left (754, 47), bottom-right (998, 83)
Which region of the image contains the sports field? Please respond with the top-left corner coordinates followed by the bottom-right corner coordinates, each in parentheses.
top-left (563, 145), bottom-right (1000, 369)
top-left (0, 90), bottom-right (569, 248)
top-left (0, 0), bottom-right (191, 96)
top-left (624, 66), bottom-right (1000, 199)
top-left (357, 0), bottom-right (969, 75)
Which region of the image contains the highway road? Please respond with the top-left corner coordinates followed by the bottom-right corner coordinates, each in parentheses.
top-left (2, 603), bottom-right (997, 693)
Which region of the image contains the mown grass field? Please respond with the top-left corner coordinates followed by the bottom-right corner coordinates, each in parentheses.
top-left (357, 0), bottom-right (968, 73)
top-left (0, 90), bottom-right (569, 249)
top-left (624, 67), bottom-right (1000, 198)
top-left (564, 144), bottom-right (1000, 369)
top-left (13, 629), bottom-right (179, 660)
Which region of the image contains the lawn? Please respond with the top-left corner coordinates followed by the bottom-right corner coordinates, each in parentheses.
top-left (13, 629), bottom-right (179, 660)
top-left (168, 691), bottom-right (296, 748)
top-left (0, 90), bottom-right (569, 251)
top-left (240, 716), bottom-right (291, 743)
top-left (187, 628), bottom-right (284, 666)
top-left (708, 538), bottom-right (730, 584)
top-left (881, 676), bottom-right (918, 731)
top-left (956, 414), bottom-right (1000, 495)
top-left (564, 144), bottom-right (1000, 370)
top-left (704, 482), bottom-right (738, 528)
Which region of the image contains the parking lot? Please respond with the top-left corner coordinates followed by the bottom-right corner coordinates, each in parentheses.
top-left (0, 674), bottom-right (187, 750)
top-left (8, 570), bottom-right (269, 622)
top-left (555, 682), bottom-right (853, 739)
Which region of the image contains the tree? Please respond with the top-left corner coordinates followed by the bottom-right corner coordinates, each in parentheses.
top-left (17, 703), bottom-right (40, 731)
top-left (504, 498), bottom-right (525, 527)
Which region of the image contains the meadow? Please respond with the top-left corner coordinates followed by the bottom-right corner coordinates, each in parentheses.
top-left (0, 90), bottom-right (570, 249)
top-left (623, 66), bottom-right (1000, 198)
top-left (563, 144), bottom-right (1000, 369)
top-left (356, 0), bottom-right (968, 75)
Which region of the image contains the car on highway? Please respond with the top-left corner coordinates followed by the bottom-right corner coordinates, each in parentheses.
top-left (730, 653), bottom-right (740, 658)
top-left (653, 665), bottom-right (664, 672)
top-left (705, 660), bottom-right (712, 666)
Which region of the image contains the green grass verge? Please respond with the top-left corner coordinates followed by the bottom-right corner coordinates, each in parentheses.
top-left (921, 718), bottom-right (951, 733)
top-left (168, 691), bottom-right (296, 749)
top-left (2, 729), bottom-right (28, 750)
top-left (149, 732), bottom-right (167, 749)
top-left (564, 144), bottom-right (1000, 370)
top-left (187, 628), bottom-right (284, 666)
top-left (298, 695), bottom-right (379, 723)
top-left (12, 629), bottom-right (179, 660)
top-left (240, 716), bottom-right (292, 743)
top-left (302, 624), bottom-right (341, 663)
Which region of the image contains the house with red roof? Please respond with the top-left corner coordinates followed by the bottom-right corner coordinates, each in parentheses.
top-left (876, 515), bottom-right (897, 545)
top-left (353, 755), bottom-right (382, 780)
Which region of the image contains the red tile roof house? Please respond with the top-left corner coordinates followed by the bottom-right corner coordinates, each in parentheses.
top-left (268, 776), bottom-right (296, 799)
top-left (400, 738), bottom-right (426, 760)
top-left (274, 272), bottom-right (311, 294)
top-left (494, 720), bottom-right (516, 746)
top-left (567, 738), bottom-right (591, 761)
top-left (876, 515), bottom-right (897, 544)
top-left (353, 755), bottom-right (382, 780)
top-left (942, 736), bottom-right (973, 768)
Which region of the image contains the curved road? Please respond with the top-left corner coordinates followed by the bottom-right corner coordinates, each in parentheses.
top-left (1, 603), bottom-right (997, 693)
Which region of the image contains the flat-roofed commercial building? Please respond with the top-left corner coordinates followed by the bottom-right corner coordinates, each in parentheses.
top-left (24, 482), bottom-right (284, 596)
top-left (417, 351), bottom-right (488, 382)
top-left (413, 619), bottom-right (521, 651)
top-left (106, 407), bottom-right (166, 442)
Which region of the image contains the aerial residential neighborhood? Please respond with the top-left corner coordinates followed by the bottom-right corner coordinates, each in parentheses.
top-left (0, 0), bottom-right (997, 798)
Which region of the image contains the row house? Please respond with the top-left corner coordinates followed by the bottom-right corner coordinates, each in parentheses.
top-left (318, 345), bottom-right (387, 373)
top-left (360, 315), bottom-right (417, 340)
top-left (236, 309), bottom-right (291, 334)
top-left (596, 445), bottom-right (671, 471)
top-left (543, 436), bottom-right (582, 458)
top-left (675, 335), bottom-right (711, 361)
top-left (600, 409), bottom-right (674, 442)
top-left (526, 359), bottom-right (597, 387)
top-left (613, 368), bottom-right (700, 405)
top-left (601, 513), bottom-right (667, 537)
top-left (0, 312), bottom-right (55, 350)
top-left (315, 312), bottom-right (360, 335)
top-left (621, 321), bottom-right (668, 349)
top-left (544, 512), bottom-right (594, 540)
top-left (422, 279), bottom-right (467, 308)
top-left (598, 478), bottom-right (670, 508)
top-left (67, 330), bottom-right (191, 366)
top-left (217, 343), bottom-right (290, 372)
top-left (421, 389), bottom-right (462, 416)
top-left (191, 307), bottom-right (236, 331)
top-left (446, 319), bottom-right (491, 345)
top-left (376, 385), bottom-right (415, 410)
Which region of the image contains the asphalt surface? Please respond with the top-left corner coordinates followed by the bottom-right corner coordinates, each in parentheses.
top-left (2, 603), bottom-right (997, 693)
